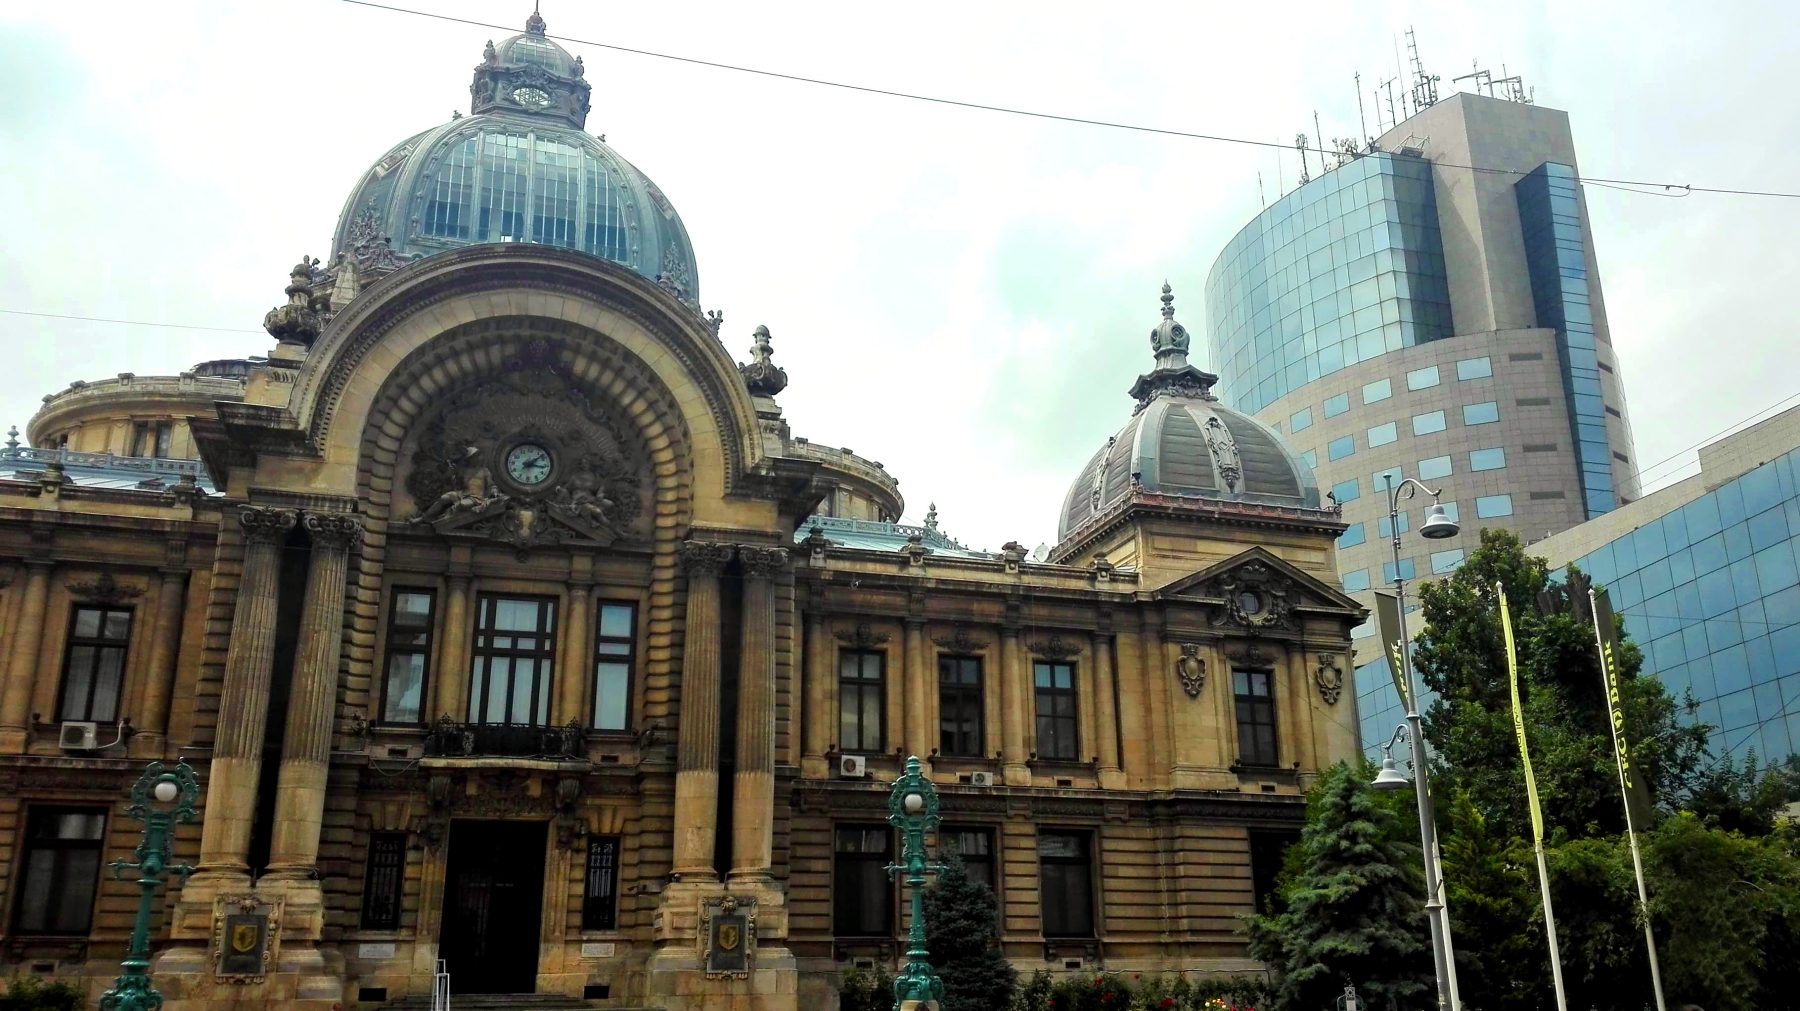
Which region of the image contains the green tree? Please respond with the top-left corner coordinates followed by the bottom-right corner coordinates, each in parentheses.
top-left (1246, 763), bottom-right (1433, 1010)
top-left (1437, 790), bottom-right (1548, 1011)
top-left (923, 854), bottom-right (1017, 1011)
top-left (1682, 751), bottom-right (1800, 835)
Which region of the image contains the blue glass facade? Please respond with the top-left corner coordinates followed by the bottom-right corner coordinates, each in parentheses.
top-left (1517, 163), bottom-right (1616, 518)
top-left (1205, 154), bottom-right (1455, 415)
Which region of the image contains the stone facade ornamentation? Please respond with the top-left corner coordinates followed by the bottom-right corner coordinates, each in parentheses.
top-left (1028, 634), bottom-right (1081, 661)
top-left (679, 540), bottom-right (735, 576)
top-left (1225, 640), bottom-right (1273, 667)
top-left (1175, 643), bottom-right (1206, 698)
top-left (1206, 561), bottom-right (1294, 631)
top-left (237, 506), bottom-right (298, 544)
top-left (65, 571), bottom-right (145, 605)
top-left (262, 257), bottom-right (325, 349)
top-left (1201, 416), bottom-right (1243, 493)
top-left (737, 544), bottom-right (790, 579)
top-left (700, 894), bottom-right (757, 979)
top-left (211, 895), bottom-right (282, 984)
top-left (738, 325), bottom-right (788, 397)
top-left (834, 623), bottom-right (891, 650)
top-left (302, 512), bottom-right (362, 550)
top-left (1314, 654), bottom-right (1345, 705)
top-left (932, 625), bottom-right (990, 654)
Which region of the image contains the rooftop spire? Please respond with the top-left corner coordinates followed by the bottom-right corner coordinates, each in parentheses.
top-left (526, 3), bottom-right (547, 36)
top-left (1149, 281), bottom-right (1191, 369)
top-left (1128, 280), bottom-right (1219, 412)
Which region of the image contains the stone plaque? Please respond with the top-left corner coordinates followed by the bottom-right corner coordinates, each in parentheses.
top-left (581, 941), bottom-right (616, 958)
top-left (699, 895), bottom-right (756, 979)
top-left (212, 895), bottom-right (281, 982)
top-left (359, 942), bottom-right (397, 960)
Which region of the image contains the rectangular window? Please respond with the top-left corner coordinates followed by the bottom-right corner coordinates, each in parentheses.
top-left (469, 596), bottom-right (557, 725)
top-left (1327, 435), bottom-right (1356, 461)
top-left (1412, 410), bottom-right (1447, 435)
top-left (1038, 832), bottom-right (1095, 937)
top-left (1430, 548), bottom-right (1467, 574)
top-left (380, 590), bottom-right (434, 724)
top-left (834, 826), bottom-right (893, 936)
top-left (1383, 558), bottom-right (1418, 582)
top-left (581, 836), bottom-right (622, 931)
top-left (1406, 365), bottom-right (1441, 391)
top-left (1372, 466), bottom-right (1404, 491)
top-left (1331, 478), bottom-right (1361, 504)
top-left (1337, 523), bottom-right (1366, 548)
top-left (1367, 422), bottom-right (1398, 447)
top-left (129, 421), bottom-right (173, 459)
top-left (1463, 401), bottom-right (1500, 425)
top-left (1299, 449), bottom-right (1318, 469)
top-left (1418, 455), bottom-right (1452, 481)
top-left (1289, 407), bottom-right (1314, 433)
top-left (1323, 393), bottom-right (1350, 418)
top-left (1362, 378), bottom-right (1392, 404)
top-left (58, 606), bottom-right (132, 723)
top-left (1456, 356), bottom-right (1493, 380)
top-left (1477, 494), bottom-right (1515, 518)
top-left (13, 807), bottom-right (105, 934)
top-left (1033, 662), bottom-right (1079, 761)
top-left (838, 650), bottom-right (886, 752)
top-left (1341, 569), bottom-right (1371, 593)
top-left (1470, 448), bottom-right (1508, 472)
top-left (938, 656), bottom-right (984, 758)
top-left (1233, 670), bottom-right (1278, 767)
top-left (360, 832), bottom-right (407, 930)
top-left (592, 603), bottom-right (636, 731)
top-left (1379, 511), bottom-right (1411, 537)
top-left (940, 826), bottom-right (996, 892)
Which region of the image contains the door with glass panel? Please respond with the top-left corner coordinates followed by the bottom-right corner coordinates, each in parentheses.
top-left (469, 596), bottom-right (557, 725)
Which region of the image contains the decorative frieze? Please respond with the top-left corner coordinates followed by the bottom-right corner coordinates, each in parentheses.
top-left (833, 623), bottom-right (891, 650)
top-left (1027, 634), bottom-right (1080, 661)
top-left (932, 625), bottom-right (990, 654)
top-left (65, 571), bottom-right (145, 604)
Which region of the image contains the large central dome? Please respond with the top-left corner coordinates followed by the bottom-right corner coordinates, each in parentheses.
top-left (329, 10), bottom-right (700, 297)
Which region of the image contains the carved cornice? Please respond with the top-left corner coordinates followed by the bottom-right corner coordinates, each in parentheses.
top-left (303, 511), bottom-right (363, 550)
top-left (679, 540), bottom-right (735, 576)
top-left (932, 625), bottom-right (990, 654)
top-left (737, 544), bottom-right (790, 579)
top-left (834, 623), bottom-right (891, 650)
top-left (1027, 634), bottom-right (1081, 661)
top-left (238, 505), bottom-right (298, 545)
top-left (65, 571), bottom-right (145, 605)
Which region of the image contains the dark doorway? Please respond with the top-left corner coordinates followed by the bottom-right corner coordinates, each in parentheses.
top-left (440, 820), bottom-right (547, 994)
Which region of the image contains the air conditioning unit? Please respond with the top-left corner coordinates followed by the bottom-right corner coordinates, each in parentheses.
top-left (58, 721), bottom-right (99, 751)
top-left (838, 754), bottom-right (868, 779)
top-left (968, 771), bottom-right (995, 787)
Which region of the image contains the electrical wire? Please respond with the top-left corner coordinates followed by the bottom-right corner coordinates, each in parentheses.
top-left (0, 308), bottom-right (263, 335)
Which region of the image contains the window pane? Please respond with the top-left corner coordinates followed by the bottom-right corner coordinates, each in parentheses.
top-left (597, 604), bottom-right (633, 639)
top-left (834, 826), bottom-right (893, 935)
top-left (1383, 559), bottom-right (1418, 582)
top-left (1331, 478), bottom-right (1361, 504)
top-left (1470, 448), bottom-right (1507, 472)
top-left (1456, 356), bottom-right (1492, 380)
top-left (1342, 569), bottom-right (1371, 592)
top-left (1418, 455), bottom-right (1452, 480)
top-left (1412, 410), bottom-right (1447, 435)
top-left (1367, 422), bottom-right (1397, 447)
top-left (1477, 494), bottom-right (1515, 518)
top-left (594, 662), bottom-right (629, 730)
top-left (1430, 548), bottom-right (1466, 574)
top-left (1299, 449), bottom-right (1318, 469)
top-left (73, 608), bottom-right (102, 639)
top-left (1338, 523), bottom-right (1366, 548)
top-left (14, 807), bottom-right (104, 934)
top-left (1406, 365), bottom-right (1440, 390)
top-left (1362, 378), bottom-right (1392, 404)
top-left (1328, 436), bottom-right (1356, 461)
top-left (1463, 401), bottom-right (1500, 425)
top-left (1289, 407), bottom-right (1313, 433)
top-left (1323, 393), bottom-right (1350, 418)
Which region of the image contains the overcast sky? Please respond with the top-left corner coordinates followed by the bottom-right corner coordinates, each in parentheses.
top-left (4, 1), bottom-right (1798, 551)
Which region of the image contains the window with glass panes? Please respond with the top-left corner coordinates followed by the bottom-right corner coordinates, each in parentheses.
top-left (592, 603), bottom-right (636, 731)
top-left (582, 836), bottom-right (622, 930)
top-left (1033, 662), bottom-right (1079, 761)
top-left (360, 832), bottom-right (407, 929)
top-left (58, 606), bottom-right (131, 723)
top-left (938, 655), bottom-right (983, 757)
top-left (1038, 832), bottom-right (1094, 937)
top-left (1233, 669), bottom-right (1278, 766)
top-left (380, 590), bottom-right (434, 724)
top-left (833, 826), bottom-right (893, 936)
top-left (838, 650), bottom-right (885, 752)
top-left (939, 826), bottom-right (996, 892)
top-left (469, 596), bottom-right (557, 725)
top-left (129, 421), bottom-right (172, 458)
top-left (13, 807), bottom-right (105, 934)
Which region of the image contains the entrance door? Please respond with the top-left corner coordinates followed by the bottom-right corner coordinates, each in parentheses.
top-left (440, 820), bottom-right (548, 994)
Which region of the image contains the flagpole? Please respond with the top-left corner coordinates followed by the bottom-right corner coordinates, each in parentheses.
top-left (1589, 587), bottom-right (1667, 1011)
top-left (1533, 840), bottom-right (1568, 1011)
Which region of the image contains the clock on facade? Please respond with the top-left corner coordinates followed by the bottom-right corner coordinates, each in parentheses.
top-left (504, 443), bottom-right (554, 486)
top-left (511, 86), bottom-right (553, 110)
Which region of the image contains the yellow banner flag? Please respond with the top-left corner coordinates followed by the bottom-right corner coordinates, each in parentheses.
top-left (1499, 583), bottom-right (1546, 844)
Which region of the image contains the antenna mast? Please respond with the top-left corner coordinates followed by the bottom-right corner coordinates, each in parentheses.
top-left (1406, 27), bottom-right (1440, 111)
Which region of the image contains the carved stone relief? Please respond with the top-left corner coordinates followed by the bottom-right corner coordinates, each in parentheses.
top-left (1206, 561), bottom-right (1294, 631)
top-left (1028, 634), bottom-right (1080, 661)
top-left (834, 623), bottom-right (891, 650)
top-left (1315, 654), bottom-right (1344, 706)
top-left (932, 625), bottom-right (990, 654)
top-left (1175, 643), bottom-right (1206, 698)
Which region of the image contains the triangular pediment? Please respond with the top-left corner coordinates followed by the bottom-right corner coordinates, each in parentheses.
top-left (1155, 546), bottom-right (1363, 630)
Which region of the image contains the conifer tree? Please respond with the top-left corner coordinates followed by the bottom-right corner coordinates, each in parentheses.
top-left (923, 853), bottom-right (1017, 1011)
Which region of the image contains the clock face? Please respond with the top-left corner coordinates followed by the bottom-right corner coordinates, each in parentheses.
top-left (512, 86), bottom-right (552, 110)
top-left (504, 443), bottom-right (554, 487)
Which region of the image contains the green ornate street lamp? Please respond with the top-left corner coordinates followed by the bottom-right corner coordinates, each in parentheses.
top-left (100, 761), bottom-right (199, 1011)
top-left (887, 755), bottom-right (944, 1011)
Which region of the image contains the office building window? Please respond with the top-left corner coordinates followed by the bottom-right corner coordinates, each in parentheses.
top-left (1367, 422), bottom-right (1398, 447)
top-left (1470, 448), bottom-right (1508, 472)
top-left (1233, 669), bottom-right (1278, 767)
top-left (1383, 559), bottom-right (1418, 583)
top-left (1338, 523), bottom-right (1366, 548)
top-left (938, 655), bottom-right (984, 757)
top-left (1406, 366), bottom-right (1441, 391)
top-left (1418, 455), bottom-right (1452, 481)
top-left (1328, 435), bottom-right (1356, 461)
top-left (1412, 410), bottom-right (1447, 435)
top-left (1477, 495), bottom-right (1515, 518)
top-left (839, 650), bottom-right (886, 752)
top-left (1289, 407), bottom-right (1313, 433)
top-left (1342, 569), bottom-right (1371, 593)
top-left (1456, 356), bottom-right (1493, 380)
top-left (582, 836), bottom-right (622, 930)
top-left (1379, 512), bottom-right (1411, 537)
top-left (592, 602), bottom-right (636, 731)
top-left (58, 606), bottom-right (132, 723)
top-left (834, 826), bottom-right (893, 936)
top-left (1440, 501), bottom-right (1461, 523)
top-left (13, 807), bottom-right (105, 934)
top-left (1430, 548), bottom-right (1467, 574)
top-left (1331, 478), bottom-right (1361, 504)
top-left (940, 826), bottom-right (996, 892)
top-left (1372, 466), bottom-right (1404, 491)
top-left (1300, 449), bottom-right (1318, 469)
top-left (129, 421), bottom-right (173, 459)
top-left (1038, 832), bottom-right (1095, 937)
top-left (470, 596), bottom-right (557, 725)
top-left (1323, 393), bottom-right (1350, 418)
top-left (1463, 401), bottom-right (1501, 425)
top-left (360, 832), bottom-right (407, 930)
top-left (1033, 662), bottom-right (1079, 761)
top-left (380, 590), bottom-right (434, 724)
top-left (1362, 378), bottom-right (1392, 404)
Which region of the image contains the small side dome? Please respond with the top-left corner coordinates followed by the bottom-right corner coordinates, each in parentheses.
top-left (1057, 284), bottom-right (1322, 541)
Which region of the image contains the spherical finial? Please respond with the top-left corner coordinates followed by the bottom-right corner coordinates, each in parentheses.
top-left (525, 4), bottom-right (547, 35)
top-left (4, 426), bottom-right (18, 450)
top-left (903, 791), bottom-right (925, 815)
top-left (153, 779), bottom-right (179, 803)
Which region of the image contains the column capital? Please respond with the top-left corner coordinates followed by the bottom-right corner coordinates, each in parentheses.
top-left (678, 539), bottom-right (735, 576)
top-left (238, 505), bottom-right (298, 544)
top-left (302, 511), bottom-right (363, 550)
top-left (738, 544), bottom-right (790, 579)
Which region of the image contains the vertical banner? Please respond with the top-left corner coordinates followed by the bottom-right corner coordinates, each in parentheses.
top-left (1373, 590), bottom-right (1411, 711)
top-left (1498, 585), bottom-right (1546, 844)
top-left (1591, 587), bottom-right (1655, 831)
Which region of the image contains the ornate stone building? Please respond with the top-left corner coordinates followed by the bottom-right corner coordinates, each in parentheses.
top-left (0, 12), bottom-right (1359, 1011)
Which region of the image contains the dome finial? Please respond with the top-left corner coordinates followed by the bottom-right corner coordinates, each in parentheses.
top-left (739, 324), bottom-right (789, 397)
top-left (1161, 280), bottom-right (1175, 320)
top-left (1128, 279), bottom-right (1220, 411)
top-left (526, 3), bottom-right (547, 35)
top-left (1148, 281), bottom-right (1190, 363)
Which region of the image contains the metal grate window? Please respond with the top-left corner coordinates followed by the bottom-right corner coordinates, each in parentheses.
top-left (360, 832), bottom-right (407, 930)
top-left (582, 836), bottom-right (621, 931)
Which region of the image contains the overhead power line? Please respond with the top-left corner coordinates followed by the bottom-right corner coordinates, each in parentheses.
top-left (0, 308), bottom-right (262, 335)
top-left (333, 0), bottom-right (1800, 201)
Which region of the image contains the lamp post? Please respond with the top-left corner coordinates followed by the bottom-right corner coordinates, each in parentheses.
top-left (1370, 473), bottom-right (1461, 1010)
top-left (887, 755), bottom-right (944, 1011)
top-left (100, 761), bottom-right (199, 1011)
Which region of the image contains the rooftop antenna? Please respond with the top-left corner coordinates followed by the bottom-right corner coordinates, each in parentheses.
top-left (1453, 60), bottom-right (1494, 98)
top-left (1496, 63), bottom-right (1532, 104)
top-left (1406, 27), bottom-right (1440, 111)
top-left (1393, 35), bottom-right (1407, 118)
top-left (1257, 170), bottom-right (1266, 207)
top-left (1381, 76), bottom-right (1400, 129)
top-left (1313, 111), bottom-right (1324, 175)
top-left (1355, 72), bottom-right (1370, 142)
top-left (1295, 133), bottom-right (1311, 184)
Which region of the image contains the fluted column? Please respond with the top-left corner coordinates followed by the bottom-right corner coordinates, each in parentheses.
top-left (194, 506), bottom-right (296, 879)
top-left (730, 545), bottom-right (786, 882)
top-left (132, 568), bottom-right (189, 753)
top-left (671, 540), bottom-right (732, 880)
top-left (435, 572), bottom-right (472, 720)
top-left (999, 625), bottom-right (1029, 785)
top-left (801, 610), bottom-right (830, 776)
top-left (555, 582), bottom-right (593, 726)
top-left (0, 560), bottom-right (52, 751)
top-left (265, 512), bottom-right (361, 883)
top-left (1092, 630), bottom-right (1123, 788)
top-left (903, 619), bottom-right (930, 764)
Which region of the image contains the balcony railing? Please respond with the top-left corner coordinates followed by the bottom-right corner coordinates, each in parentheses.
top-left (425, 717), bottom-right (587, 759)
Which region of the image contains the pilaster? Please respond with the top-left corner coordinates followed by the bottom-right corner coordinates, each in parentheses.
top-left (903, 617), bottom-right (930, 769)
top-left (1092, 628), bottom-right (1124, 789)
top-left (0, 558), bottom-right (53, 751)
top-left (730, 544), bottom-right (785, 882)
top-left (434, 566), bottom-right (472, 720)
top-left (130, 566), bottom-right (189, 756)
top-left (800, 609), bottom-right (829, 778)
top-left (998, 624), bottom-right (1029, 786)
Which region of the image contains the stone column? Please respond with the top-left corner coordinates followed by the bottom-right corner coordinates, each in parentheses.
top-left (671, 540), bottom-right (732, 880)
top-left (131, 568), bottom-right (189, 754)
top-left (555, 582), bottom-right (592, 726)
top-left (903, 618), bottom-right (930, 763)
top-left (1092, 630), bottom-right (1123, 789)
top-left (193, 506), bottom-right (296, 881)
top-left (730, 545), bottom-right (786, 882)
top-left (999, 626), bottom-right (1029, 785)
top-left (801, 610), bottom-right (830, 777)
top-left (434, 571), bottom-right (472, 720)
top-left (0, 560), bottom-right (53, 750)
